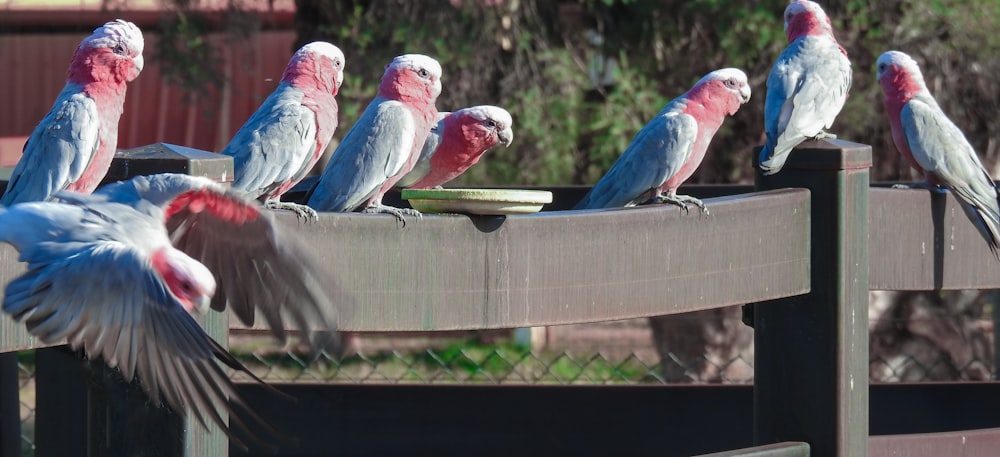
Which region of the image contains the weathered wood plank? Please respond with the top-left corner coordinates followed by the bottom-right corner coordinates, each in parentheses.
top-left (1, 188), bottom-right (810, 348)
top-left (694, 442), bottom-right (810, 457)
top-left (869, 427), bottom-right (1000, 457)
top-left (869, 186), bottom-right (1000, 290)
top-left (277, 188), bottom-right (810, 332)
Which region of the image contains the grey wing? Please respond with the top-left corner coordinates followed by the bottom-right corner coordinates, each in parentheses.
top-left (2, 91), bottom-right (99, 205)
top-left (224, 92), bottom-right (317, 199)
top-left (902, 99), bottom-right (1000, 252)
top-left (165, 187), bottom-right (342, 351)
top-left (307, 99), bottom-right (415, 211)
top-left (575, 112), bottom-right (696, 209)
top-left (0, 237), bottom-right (270, 445)
top-left (396, 116), bottom-right (444, 188)
top-left (760, 39), bottom-right (851, 174)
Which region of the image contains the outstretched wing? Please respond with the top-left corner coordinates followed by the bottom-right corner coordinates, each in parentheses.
top-left (2, 90), bottom-right (99, 205)
top-left (0, 205), bottom-right (271, 446)
top-left (158, 181), bottom-right (341, 351)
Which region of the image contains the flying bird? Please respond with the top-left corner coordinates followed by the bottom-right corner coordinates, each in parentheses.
top-left (2, 19), bottom-right (144, 205)
top-left (877, 50), bottom-right (1000, 259)
top-left (758, 0), bottom-right (852, 175)
top-left (222, 41), bottom-right (345, 220)
top-left (307, 54), bottom-right (442, 221)
top-left (0, 173), bottom-right (343, 448)
top-left (397, 105), bottom-right (514, 189)
top-left (574, 68), bottom-right (751, 213)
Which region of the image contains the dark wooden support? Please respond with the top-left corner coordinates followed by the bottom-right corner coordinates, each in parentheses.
top-left (752, 139), bottom-right (872, 457)
top-left (0, 352), bottom-right (19, 457)
top-left (34, 346), bottom-right (87, 457)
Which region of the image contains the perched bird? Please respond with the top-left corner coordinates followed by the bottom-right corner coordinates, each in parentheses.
top-left (758, 0), bottom-right (852, 175)
top-left (221, 41), bottom-right (345, 220)
top-left (574, 68), bottom-right (751, 213)
top-left (2, 20), bottom-right (144, 205)
top-left (396, 105), bottom-right (514, 189)
top-left (876, 50), bottom-right (1000, 259)
top-left (0, 173), bottom-right (343, 448)
top-left (307, 54), bottom-right (442, 220)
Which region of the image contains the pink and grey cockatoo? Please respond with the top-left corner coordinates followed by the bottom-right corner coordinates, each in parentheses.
top-left (0, 173), bottom-right (342, 446)
top-left (2, 20), bottom-right (144, 205)
top-left (396, 105), bottom-right (514, 189)
top-left (221, 41), bottom-right (345, 220)
top-left (574, 68), bottom-right (751, 213)
top-left (307, 54), bottom-right (441, 220)
top-left (758, 0), bottom-right (852, 175)
top-left (877, 50), bottom-right (1000, 259)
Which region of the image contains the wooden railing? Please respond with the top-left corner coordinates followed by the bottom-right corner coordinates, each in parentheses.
top-left (2, 140), bottom-right (1000, 457)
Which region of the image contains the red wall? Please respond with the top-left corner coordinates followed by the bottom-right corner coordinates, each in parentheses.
top-left (0, 30), bottom-right (298, 165)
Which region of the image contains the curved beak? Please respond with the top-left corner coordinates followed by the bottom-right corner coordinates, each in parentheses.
top-left (185, 294), bottom-right (211, 316)
top-left (498, 127), bottom-right (514, 147)
top-left (739, 86), bottom-right (751, 104)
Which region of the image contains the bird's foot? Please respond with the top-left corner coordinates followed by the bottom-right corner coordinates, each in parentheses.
top-left (811, 130), bottom-right (838, 140)
top-left (265, 200), bottom-right (319, 222)
top-left (362, 203), bottom-right (423, 226)
top-left (891, 182), bottom-right (948, 193)
top-left (651, 194), bottom-right (710, 216)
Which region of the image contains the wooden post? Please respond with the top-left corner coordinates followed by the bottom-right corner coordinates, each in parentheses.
top-left (31, 143), bottom-right (233, 457)
top-left (0, 353), bottom-right (19, 457)
top-left (752, 139), bottom-right (871, 457)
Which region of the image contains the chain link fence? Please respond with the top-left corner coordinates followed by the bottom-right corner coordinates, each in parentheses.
top-left (13, 308), bottom-right (999, 456)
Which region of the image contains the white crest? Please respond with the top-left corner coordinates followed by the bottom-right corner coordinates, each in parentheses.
top-left (459, 105), bottom-right (513, 128)
top-left (84, 19), bottom-right (144, 56)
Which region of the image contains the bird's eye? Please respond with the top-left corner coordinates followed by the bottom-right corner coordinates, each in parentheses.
top-left (724, 79), bottom-right (737, 88)
top-left (335, 59), bottom-right (343, 69)
top-left (877, 63), bottom-right (886, 72)
top-left (486, 120), bottom-right (498, 128)
top-left (417, 69), bottom-right (430, 78)
top-left (180, 281), bottom-right (193, 293)
top-left (112, 44), bottom-right (126, 55)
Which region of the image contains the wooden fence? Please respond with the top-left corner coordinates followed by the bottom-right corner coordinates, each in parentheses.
top-left (2, 139), bottom-right (1000, 456)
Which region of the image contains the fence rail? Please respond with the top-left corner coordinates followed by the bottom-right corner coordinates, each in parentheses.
top-left (2, 140), bottom-right (1000, 457)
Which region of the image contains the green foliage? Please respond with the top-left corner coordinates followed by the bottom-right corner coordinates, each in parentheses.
top-left (163, 0), bottom-right (1000, 185)
top-left (156, 12), bottom-right (225, 101)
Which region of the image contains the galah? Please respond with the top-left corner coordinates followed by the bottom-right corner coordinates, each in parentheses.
top-left (307, 54), bottom-right (441, 220)
top-left (0, 173), bottom-right (342, 447)
top-left (222, 41), bottom-right (345, 220)
top-left (574, 68), bottom-right (751, 213)
top-left (877, 50), bottom-right (1000, 259)
top-left (397, 105), bottom-right (514, 189)
top-left (2, 20), bottom-right (144, 205)
top-left (758, 0), bottom-right (852, 175)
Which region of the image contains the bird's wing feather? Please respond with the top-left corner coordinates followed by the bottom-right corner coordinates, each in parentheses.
top-left (225, 88), bottom-right (318, 199)
top-left (162, 186), bottom-right (341, 351)
top-left (0, 228), bottom-right (265, 442)
top-left (576, 111), bottom-right (696, 209)
top-left (307, 99), bottom-right (415, 211)
top-left (2, 91), bottom-right (99, 205)
top-left (760, 38), bottom-right (851, 172)
top-left (396, 116), bottom-right (444, 188)
top-left (902, 99), bottom-right (1000, 251)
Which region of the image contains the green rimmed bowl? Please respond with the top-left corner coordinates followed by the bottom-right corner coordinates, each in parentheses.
top-left (401, 188), bottom-right (553, 215)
